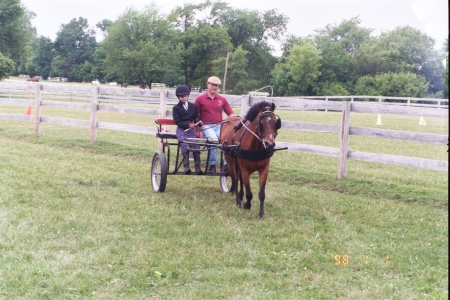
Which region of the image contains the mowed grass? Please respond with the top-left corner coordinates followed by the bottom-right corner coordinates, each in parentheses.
top-left (0, 107), bottom-right (448, 299)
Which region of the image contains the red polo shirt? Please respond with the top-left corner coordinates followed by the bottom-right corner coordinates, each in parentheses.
top-left (194, 92), bottom-right (234, 124)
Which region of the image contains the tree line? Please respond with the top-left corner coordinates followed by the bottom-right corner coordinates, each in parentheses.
top-left (0, 0), bottom-right (447, 98)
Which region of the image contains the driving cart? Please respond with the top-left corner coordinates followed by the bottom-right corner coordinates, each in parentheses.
top-left (151, 118), bottom-right (233, 193)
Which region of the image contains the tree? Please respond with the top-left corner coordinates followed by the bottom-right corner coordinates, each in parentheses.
top-left (0, 0), bottom-right (35, 60)
top-left (271, 42), bottom-right (322, 96)
top-left (212, 46), bottom-right (255, 94)
top-left (270, 58), bottom-right (291, 96)
top-left (96, 19), bottom-right (113, 33)
top-left (356, 26), bottom-right (445, 95)
top-left (169, 1), bottom-right (232, 88)
top-left (318, 82), bottom-right (350, 96)
top-left (313, 17), bottom-right (372, 93)
top-left (355, 72), bottom-right (429, 97)
top-left (217, 7), bottom-right (288, 89)
top-left (0, 53), bottom-right (15, 79)
top-left (52, 17), bottom-right (97, 80)
top-left (281, 34), bottom-right (306, 57)
top-left (287, 43), bottom-right (322, 95)
top-left (24, 36), bottom-right (54, 78)
top-left (100, 5), bottom-right (181, 87)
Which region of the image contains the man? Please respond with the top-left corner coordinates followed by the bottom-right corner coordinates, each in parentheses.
top-left (194, 76), bottom-right (235, 174)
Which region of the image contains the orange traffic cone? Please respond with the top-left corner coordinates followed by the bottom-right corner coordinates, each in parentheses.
top-left (25, 106), bottom-right (32, 115)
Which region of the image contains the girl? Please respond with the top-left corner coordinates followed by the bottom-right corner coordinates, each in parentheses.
top-left (172, 85), bottom-right (203, 174)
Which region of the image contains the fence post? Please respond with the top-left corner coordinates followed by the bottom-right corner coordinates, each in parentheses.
top-left (158, 90), bottom-right (168, 151)
top-left (325, 96), bottom-right (328, 112)
top-left (34, 83), bottom-right (42, 134)
top-left (338, 101), bottom-right (351, 179)
top-left (90, 85), bottom-right (99, 142)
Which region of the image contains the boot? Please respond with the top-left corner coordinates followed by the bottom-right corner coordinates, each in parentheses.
top-left (183, 155), bottom-right (191, 174)
top-left (193, 152), bottom-right (203, 175)
top-left (208, 165), bottom-right (216, 174)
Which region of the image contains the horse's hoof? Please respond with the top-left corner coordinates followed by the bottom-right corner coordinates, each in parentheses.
top-left (244, 203), bottom-right (251, 210)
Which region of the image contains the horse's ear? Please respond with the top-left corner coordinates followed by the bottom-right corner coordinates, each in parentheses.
top-left (260, 102), bottom-right (268, 112)
top-left (271, 102), bottom-right (275, 111)
top-left (275, 117), bottom-right (281, 130)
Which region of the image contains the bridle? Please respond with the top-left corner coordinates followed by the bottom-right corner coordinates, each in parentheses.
top-left (231, 110), bottom-right (280, 149)
top-left (257, 110), bottom-right (280, 141)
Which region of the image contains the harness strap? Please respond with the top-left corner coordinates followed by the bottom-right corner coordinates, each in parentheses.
top-left (225, 146), bottom-right (275, 160)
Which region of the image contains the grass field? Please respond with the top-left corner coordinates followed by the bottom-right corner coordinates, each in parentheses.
top-left (0, 100), bottom-right (448, 298)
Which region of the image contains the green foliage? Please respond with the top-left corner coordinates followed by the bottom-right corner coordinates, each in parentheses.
top-left (101, 5), bottom-right (180, 86)
top-left (169, 1), bottom-right (233, 87)
top-left (218, 7), bottom-right (287, 89)
top-left (52, 17), bottom-right (97, 79)
top-left (0, 0), bottom-right (35, 60)
top-left (212, 46), bottom-right (256, 94)
top-left (9, 2), bottom-right (446, 98)
top-left (272, 42), bottom-right (322, 95)
top-left (24, 36), bottom-right (54, 78)
top-left (314, 17), bottom-right (372, 90)
top-left (270, 58), bottom-right (291, 96)
top-left (95, 19), bottom-right (113, 33)
top-left (356, 26), bottom-right (445, 94)
top-left (318, 82), bottom-right (350, 96)
top-left (0, 52), bottom-right (15, 79)
top-left (355, 72), bottom-right (429, 97)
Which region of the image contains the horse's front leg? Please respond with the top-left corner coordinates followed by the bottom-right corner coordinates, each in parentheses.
top-left (257, 168), bottom-right (270, 219)
top-left (232, 165), bottom-right (242, 208)
top-left (234, 178), bottom-right (242, 208)
top-left (241, 170), bottom-right (253, 211)
top-left (258, 183), bottom-right (266, 219)
top-left (238, 171), bottom-right (244, 208)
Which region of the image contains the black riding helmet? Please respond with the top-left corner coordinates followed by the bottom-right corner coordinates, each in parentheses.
top-left (175, 85), bottom-right (190, 97)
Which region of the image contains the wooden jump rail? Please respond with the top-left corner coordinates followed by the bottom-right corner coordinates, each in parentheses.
top-left (0, 82), bottom-right (447, 177)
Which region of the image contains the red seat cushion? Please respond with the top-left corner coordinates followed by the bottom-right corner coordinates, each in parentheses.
top-left (155, 118), bottom-right (175, 125)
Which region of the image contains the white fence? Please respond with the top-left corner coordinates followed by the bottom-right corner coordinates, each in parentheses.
top-left (151, 83), bottom-right (165, 88)
top-left (0, 82), bottom-right (447, 177)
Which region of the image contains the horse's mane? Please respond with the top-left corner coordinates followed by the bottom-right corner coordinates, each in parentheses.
top-left (244, 101), bottom-right (273, 122)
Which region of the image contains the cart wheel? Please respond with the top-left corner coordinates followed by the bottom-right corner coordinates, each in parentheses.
top-left (151, 151), bottom-right (167, 192)
top-left (220, 175), bottom-right (233, 193)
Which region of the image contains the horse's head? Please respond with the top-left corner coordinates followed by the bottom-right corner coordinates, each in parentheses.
top-left (257, 102), bottom-right (280, 149)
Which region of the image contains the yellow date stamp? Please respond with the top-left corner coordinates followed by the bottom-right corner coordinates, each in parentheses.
top-left (331, 254), bottom-right (390, 265)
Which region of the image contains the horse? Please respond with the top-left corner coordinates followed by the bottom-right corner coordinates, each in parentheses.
top-left (220, 101), bottom-right (281, 219)
top-left (121, 82), bottom-right (127, 88)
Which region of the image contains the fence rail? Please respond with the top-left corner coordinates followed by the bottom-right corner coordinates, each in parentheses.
top-left (0, 82), bottom-right (447, 177)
